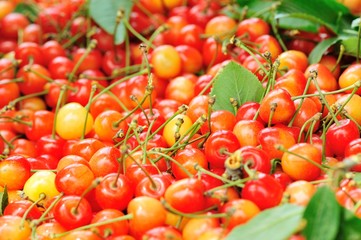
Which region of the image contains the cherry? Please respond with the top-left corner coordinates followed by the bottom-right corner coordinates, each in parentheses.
top-left (0, 12), bottom-right (30, 39)
top-left (55, 163), bottom-right (95, 196)
top-left (0, 215), bottom-right (31, 240)
top-left (0, 155), bottom-right (31, 190)
top-left (15, 42), bottom-right (44, 67)
top-left (242, 172), bottom-right (284, 210)
top-left (204, 130), bottom-right (241, 169)
top-left (165, 75), bottom-right (196, 105)
top-left (135, 173), bottom-right (172, 200)
top-left (91, 209), bottom-right (129, 238)
top-left (17, 63), bottom-right (51, 95)
top-left (53, 195), bottom-right (93, 230)
top-left (172, 146), bottom-right (208, 180)
top-left (89, 146), bottom-right (122, 177)
top-left (182, 214), bottom-right (220, 240)
top-left (236, 17), bottom-right (270, 41)
top-left (164, 177), bottom-right (207, 213)
top-left (285, 180), bottom-right (316, 206)
top-left (233, 119), bottom-right (265, 147)
top-left (221, 198), bottom-right (260, 231)
top-left (150, 44), bottom-right (182, 79)
top-left (179, 24), bottom-right (204, 50)
top-left (95, 173), bottom-right (134, 211)
top-left (325, 119), bottom-right (360, 158)
top-left (142, 226), bottom-right (183, 240)
top-left (0, 58), bottom-right (16, 80)
top-left (259, 88), bottom-right (296, 125)
top-left (127, 196), bottom-right (167, 239)
top-left (4, 199), bottom-right (42, 220)
top-left (304, 63), bottom-right (338, 94)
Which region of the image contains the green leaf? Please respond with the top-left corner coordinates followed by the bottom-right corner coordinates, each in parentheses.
top-left (352, 18), bottom-right (361, 28)
top-left (89, 0), bottom-right (133, 45)
top-left (13, 3), bottom-right (39, 22)
top-left (210, 61), bottom-right (264, 115)
top-left (0, 185), bottom-right (8, 216)
top-left (338, 208), bottom-right (361, 240)
top-left (342, 37), bottom-right (361, 58)
top-left (302, 186), bottom-right (341, 240)
top-left (309, 37), bottom-right (341, 64)
top-left (226, 204), bottom-right (304, 240)
top-left (237, 0), bottom-right (354, 34)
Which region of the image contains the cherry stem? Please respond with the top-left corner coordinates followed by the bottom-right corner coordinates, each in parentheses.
top-left (230, 36), bottom-right (269, 76)
top-left (82, 84), bottom-right (97, 139)
top-left (24, 65), bottom-right (54, 83)
top-left (21, 193), bottom-right (46, 228)
top-left (276, 144), bottom-right (328, 172)
top-left (194, 164), bottom-right (233, 184)
top-left (297, 112), bottom-right (322, 143)
top-left (52, 213), bottom-right (133, 238)
top-left (31, 192), bottom-right (64, 228)
top-left (51, 85), bottom-right (67, 139)
top-left (90, 68), bottom-right (148, 112)
top-left (3, 90), bottom-right (48, 112)
top-left (147, 149), bottom-right (193, 178)
top-left (68, 39), bottom-right (97, 82)
top-left (121, 11), bottom-right (155, 49)
top-left (357, 19), bottom-right (361, 63)
top-left (73, 178), bottom-right (102, 214)
top-left (204, 178), bottom-right (248, 195)
top-left (161, 199), bottom-right (228, 219)
top-left (332, 44), bottom-right (345, 72)
top-left (267, 102), bottom-right (277, 127)
top-left (332, 82), bottom-right (361, 124)
top-left (124, 149), bottom-right (158, 189)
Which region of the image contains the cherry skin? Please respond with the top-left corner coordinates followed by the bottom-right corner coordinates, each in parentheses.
top-left (325, 119), bottom-right (360, 158)
top-left (221, 198), bottom-right (261, 231)
top-left (135, 173), bottom-right (173, 200)
top-left (281, 143), bottom-right (323, 181)
top-left (236, 17), bottom-right (270, 41)
top-left (0, 155), bottom-right (31, 190)
top-left (164, 177), bottom-right (207, 213)
top-left (242, 172), bottom-right (284, 210)
top-left (127, 196), bottom-right (167, 239)
top-left (17, 63), bottom-right (51, 95)
top-left (258, 126), bottom-right (296, 159)
top-left (304, 63), bottom-right (338, 94)
top-left (55, 163), bottom-right (95, 196)
top-left (201, 109), bottom-right (237, 134)
top-left (91, 209), bottom-right (129, 238)
top-left (95, 173), bottom-right (134, 211)
top-left (89, 146), bottom-right (122, 177)
top-left (259, 88), bottom-right (296, 125)
top-left (142, 226), bottom-right (183, 240)
top-left (4, 199), bottom-right (42, 220)
top-left (150, 44), bottom-right (182, 79)
top-left (165, 75), bottom-right (196, 105)
top-left (53, 195), bottom-right (93, 230)
top-left (172, 146), bottom-right (208, 180)
top-left (0, 215), bottom-right (31, 240)
top-left (345, 138), bottom-right (361, 172)
top-left (204, 130), bottom-right (241, 169)
top-left (0, 12), bottom-right (30, 39)
top-left (274, 69), bottom-right (307, 97)
top-left (233, 119), bottom-right (265, 147)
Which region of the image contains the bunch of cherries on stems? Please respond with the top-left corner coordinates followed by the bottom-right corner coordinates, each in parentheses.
top-left (0, 0), bottom-right (361, 239)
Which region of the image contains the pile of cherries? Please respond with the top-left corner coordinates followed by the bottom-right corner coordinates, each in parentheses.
top-left (0, 0), bottom-right (361, 239)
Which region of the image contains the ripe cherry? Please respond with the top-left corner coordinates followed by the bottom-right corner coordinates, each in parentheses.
top-left (325, 119), bottom-right (360, 157)
top-left (53, 195), bottom-right (93, 230)
top-left (242, 172), bottom-right (284, 210)
top-left (0, 155), bottom-right (31, 190)
top-left (164, 177), bottom-right (207, 213)
top-left (204, 130), bottom-right (241, 169)
top-left (259, 88), bottom-right (296, 125)
top-left (281, 143), bottom-right (323, 181)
